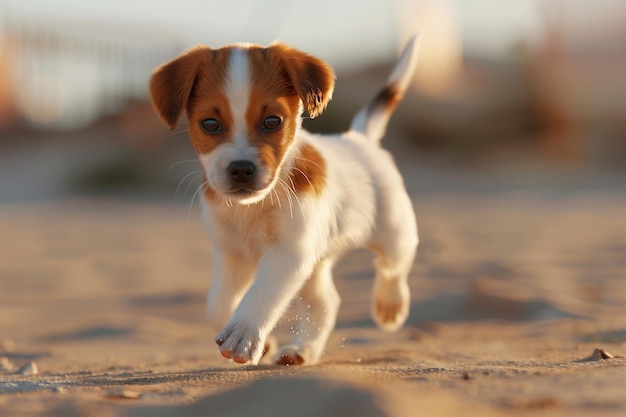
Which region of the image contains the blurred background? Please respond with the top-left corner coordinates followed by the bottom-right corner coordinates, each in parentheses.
top-left (1, 0), bottom-right (625, 203)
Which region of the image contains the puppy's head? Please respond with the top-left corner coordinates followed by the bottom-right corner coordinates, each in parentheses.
top-left (150, 43), bottom-right (335, 205)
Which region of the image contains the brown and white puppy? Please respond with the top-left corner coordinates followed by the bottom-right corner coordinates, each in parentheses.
top-left (150, 36), bottom-right (420, 366)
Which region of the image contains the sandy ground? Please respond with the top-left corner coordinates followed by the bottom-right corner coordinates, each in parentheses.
top-left (1, 151), bottom-right (626, 416)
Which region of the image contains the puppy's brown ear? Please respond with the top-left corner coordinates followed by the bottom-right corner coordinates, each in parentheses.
top-left (149, 47), bottom-right (210, 129)
top-left (275, 45), bottom-right (335, 119)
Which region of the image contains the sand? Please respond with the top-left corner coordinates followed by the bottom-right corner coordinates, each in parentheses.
top-left (1, 157), bottom-right (626, 416)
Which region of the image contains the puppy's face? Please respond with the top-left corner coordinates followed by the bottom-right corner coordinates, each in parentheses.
top-left (150, 44), bottom-right (335, 205)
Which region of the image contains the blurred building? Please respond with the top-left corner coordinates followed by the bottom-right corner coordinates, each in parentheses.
top-left (528, 0), bottom-right (626, 163)
top-left (0, 19), bottom-right (181, 131)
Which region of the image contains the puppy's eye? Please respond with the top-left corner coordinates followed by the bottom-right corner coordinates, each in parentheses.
top-left (262, 116), bottom-right (282, 131)
top-left (201, 118), bottom-right (222, 133)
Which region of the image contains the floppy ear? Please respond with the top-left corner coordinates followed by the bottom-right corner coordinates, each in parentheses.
top-left (275, 45), bottom-right (336, 119)
top-left (149, 47), bottom-right (209, 129)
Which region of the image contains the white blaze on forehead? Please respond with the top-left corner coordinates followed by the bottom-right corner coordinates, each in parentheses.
top-left (226, 47), bottom-right (251, 142)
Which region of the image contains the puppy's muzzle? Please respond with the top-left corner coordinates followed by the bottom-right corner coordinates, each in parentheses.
top-left (228, 160), bottom-right (256, 184)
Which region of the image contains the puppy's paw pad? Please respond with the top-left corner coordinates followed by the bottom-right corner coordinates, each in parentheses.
top-left (219, 348), bottom-right (233, 359)
top-left (372, 281), bottom-right (410, 332)
top-left (373, 299), bottom-right (408, 331)
top-left (275, 346), bottom-right (306, 366)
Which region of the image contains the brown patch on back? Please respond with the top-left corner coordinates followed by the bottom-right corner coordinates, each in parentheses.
top-left (291, 143), bottom-right (326, 195)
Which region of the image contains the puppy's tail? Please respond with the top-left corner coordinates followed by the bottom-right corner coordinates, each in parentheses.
top-left (350, 34), bottom-right (421, 142)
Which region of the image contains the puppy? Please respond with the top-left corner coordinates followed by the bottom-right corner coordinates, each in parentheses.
top-left (149, 36), bottom-right (420, 366)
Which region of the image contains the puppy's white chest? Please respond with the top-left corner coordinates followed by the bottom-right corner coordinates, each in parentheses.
top-left (202, 198), bottom-right (277, 259)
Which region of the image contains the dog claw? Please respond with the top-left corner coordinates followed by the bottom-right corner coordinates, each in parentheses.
top-left (215, 321), bottom-right (265, 364)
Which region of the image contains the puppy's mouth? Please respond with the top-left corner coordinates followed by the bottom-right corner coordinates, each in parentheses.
top-left (220, 180), bottom-right (275, 204)
top-left (225, 178), bottom-right (273, 194)
top-left (226, 187), bottom-right (260, 196)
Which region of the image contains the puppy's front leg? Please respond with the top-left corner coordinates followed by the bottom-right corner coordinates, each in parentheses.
top-left (215, 246), bottom-right (315, 365)
top-left (206, 248), bottom-right (256, 332)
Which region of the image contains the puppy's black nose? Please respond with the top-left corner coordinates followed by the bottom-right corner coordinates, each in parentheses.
top-left (228, 160), bottom-right (256, 183)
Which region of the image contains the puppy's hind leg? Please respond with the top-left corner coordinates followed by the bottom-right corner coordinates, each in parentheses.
top-left (370, 203), bottom-right (418, 332)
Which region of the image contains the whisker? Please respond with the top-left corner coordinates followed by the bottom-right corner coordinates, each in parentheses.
top-left (185, 173), bottom-right (204, 198)
top-left (188, 180), bottom-right (207, 220)
top-left (174, 170), bottom-right (203, 202)
top-left (291, 167), bottom-right (314, 189)
top-left (278, 179), bottom-right (294, 219)
top-left (284, 182), bottom-right (294, 219)
top-left (286, 176), bottom-right (306, 219)
top-left (291, 156), bottom-right (324, 170)
top-left (273, 188), bottom-right (282, 210)
top-left (164, 159), bottom-right (198, 176)
top-left (167, 128), bottom-right (189, 138)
